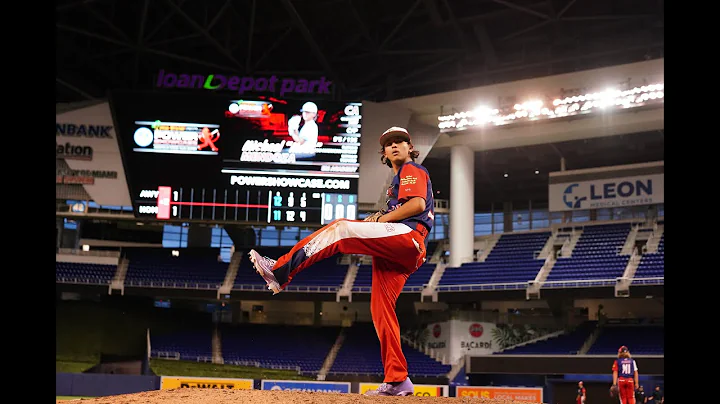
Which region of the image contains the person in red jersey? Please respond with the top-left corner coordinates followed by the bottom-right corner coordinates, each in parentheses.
top-left (576, 381), bottom-right (586, 404)
top-left (613, 345), bottom-right (640, 404)
top-left (249, 126), bottom-right (434, 397)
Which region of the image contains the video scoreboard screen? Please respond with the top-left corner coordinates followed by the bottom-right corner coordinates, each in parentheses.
top-left (109, 91), bottom-right (362, 225)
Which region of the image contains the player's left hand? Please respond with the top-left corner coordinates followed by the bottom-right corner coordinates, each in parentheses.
top-left (363, 210), bottom-right (386, 222)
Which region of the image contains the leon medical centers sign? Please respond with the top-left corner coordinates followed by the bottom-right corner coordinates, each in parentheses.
top-left (548, 161), bottom-right (664, 212)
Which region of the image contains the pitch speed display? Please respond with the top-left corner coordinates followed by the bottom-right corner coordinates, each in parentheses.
top-left (110, 91), bottom-right (362, 225)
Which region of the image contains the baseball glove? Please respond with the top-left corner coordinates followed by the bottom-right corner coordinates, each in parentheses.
top-left (363, 209), bottom-right (386, 222)
top-left (609, 384), bottom-right (619, 398)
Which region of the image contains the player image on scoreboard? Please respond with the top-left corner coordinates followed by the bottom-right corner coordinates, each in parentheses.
top-left (321, 193), bottom-right (357, 225)
top-left (285, 101), bottom-right (319, 159)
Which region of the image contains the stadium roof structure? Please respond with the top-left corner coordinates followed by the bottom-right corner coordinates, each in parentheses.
top-left (56, 0), bottom-right (664, 209)
top-left (56, 0), bottom-right (663, 104)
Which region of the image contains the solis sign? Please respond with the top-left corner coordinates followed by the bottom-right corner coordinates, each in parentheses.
top-left (155, 70), bottom-right (333, 97)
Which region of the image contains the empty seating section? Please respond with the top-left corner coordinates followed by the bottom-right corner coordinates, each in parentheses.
top-left (546, 224), bottom-right (631, 284)
top-left (587, 325), bottom-right (664, 355)
top-left (124, 248), bottom-right (227, 288)
top-left (438, 232), bottom-right (551, 288)
top-left (500, 321), bottom-right (598, 355)
top-left (287, 254), bottom-right (348, 288)
top-left (233, 248), bottom-right (348, 290)
top-left (404, 263), bottom-right (436, 290)
top-left (151, 328), bottom-right (213, 361)
top-left (220, 324), bottom-right (339, 372)
top-left (633, 235), bottom-right (664, 282)
top-left (56, 262), bottom-right (117, 284)
top-left (330, 323), bottom-right (451, 377)
top-left (353, 265), bottom-right (372, 291)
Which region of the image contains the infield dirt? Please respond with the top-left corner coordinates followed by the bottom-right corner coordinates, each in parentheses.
top-left (55, 388), bottom-right (537, 404)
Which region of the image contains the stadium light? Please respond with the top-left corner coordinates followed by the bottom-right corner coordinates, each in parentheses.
top-left (437, 83), bottom-right (664, 133)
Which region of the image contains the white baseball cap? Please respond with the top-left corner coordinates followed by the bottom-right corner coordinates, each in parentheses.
top-left (300, 102), bottom-right (318, 113)
top-left (379, 126), bottom-right (411, 146)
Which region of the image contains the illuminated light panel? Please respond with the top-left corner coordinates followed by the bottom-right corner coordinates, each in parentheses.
top-left (437, 83), bottom-right (664, 132)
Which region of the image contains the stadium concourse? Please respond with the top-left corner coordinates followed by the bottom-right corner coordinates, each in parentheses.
top-left (56, 1), bottom-right (663, 402)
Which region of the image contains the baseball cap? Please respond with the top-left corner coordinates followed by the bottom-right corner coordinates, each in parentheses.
top-left (379, 126), bottom-right (411, 146)
top-left (300, 102), bottom-right (318, 113)
top-left (618, 345), bottom-right (629, 353)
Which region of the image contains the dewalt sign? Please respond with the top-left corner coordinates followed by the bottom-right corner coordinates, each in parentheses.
top-left (160, 376), bottom-right (254, 390)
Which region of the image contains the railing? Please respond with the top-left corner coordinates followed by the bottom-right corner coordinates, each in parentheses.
top-left (435, 282), bottom-right (529, 292)
top-left (124, 280), bottom-right (221, 290)
top-left (56, 277), bottom-right (111, 285)
top-left (225, 360), bottom-right (302, 373)
top-left (153, 351), bottom-right (180, 360)
top-left (57, 248), bottom-right (121, 258)
top-left (350, 285), bottom-right (425, 293)
top-left (629, 276), bottom-right (664, 285)
top-left (233, 284), bottom-right (340, 293)
top-left (542, 278), bottom-right (619, 288)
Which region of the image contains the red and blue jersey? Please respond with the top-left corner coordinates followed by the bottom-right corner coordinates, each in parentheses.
top-left (612, 358), bottom-right (638, 379)
top-left (386, 161), bottom-right (434, 237)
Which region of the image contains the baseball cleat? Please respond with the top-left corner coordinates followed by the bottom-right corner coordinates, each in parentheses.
top-left (248, 249), bottom-right (281, 295)
top-left (364, 378), bottom-right (414, 396)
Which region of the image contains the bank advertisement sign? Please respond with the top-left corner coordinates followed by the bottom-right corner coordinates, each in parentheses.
top-left (549, 173), bottom-right (663, 212)
top-left (260, 380), bottom-right (350, 393)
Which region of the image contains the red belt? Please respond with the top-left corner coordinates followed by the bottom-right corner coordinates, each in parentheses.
top-left (414, 222), bottom-right (429, 238)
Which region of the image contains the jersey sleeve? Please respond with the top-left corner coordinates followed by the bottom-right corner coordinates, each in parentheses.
top-left (633, 360), bottom-right (638, 371)
top-left (611, 360), bottom-right (618, 372)
top-left (397, 165), bottom-right (428, 202)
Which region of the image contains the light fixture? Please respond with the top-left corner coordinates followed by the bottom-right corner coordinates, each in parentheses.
top-left (534, 170), bottom-right (540, 175)
top-left (503, 173), bottom-right (509, 178)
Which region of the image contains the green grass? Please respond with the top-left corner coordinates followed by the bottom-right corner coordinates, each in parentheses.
top-left (55, 397), bottom-right (94, 401)
top-left (56, 360), bottom-right (96, 373)
top-left (150, 359), bottom-right (315, 380)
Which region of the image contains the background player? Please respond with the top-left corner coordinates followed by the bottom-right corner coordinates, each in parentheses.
top-left (613, 345), bottom-right (640, 404)
top-left (576, 381), bottom-right (586, 404)
top-left (248, 126), bottom-right (434, 396)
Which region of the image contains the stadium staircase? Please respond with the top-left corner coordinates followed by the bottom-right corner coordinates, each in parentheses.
top-left (475, 234), bottom-right (501, 262)
top-left (526, 254), bottom-right (557, 300)
top-left (558, 228), bottom-right (583, 258)
top-left (421, 261), bottom-right (447, 302)
top-left (495, 329), bottom-right (567, 353)
top-left (336, 258), bottom-right (360, 302)
top-left (212, 325), bottom-right (224, 364)
top-left (108, 257), bottom-right (129, 295)
top-left (316, 328), bottom-right (347, 381)
top-left (217, 250), bottom-right (242, 299)
top-left (428, 240), bottom-right (447, 264)
top-left (578, 323), bottom-right (602, 354)
top-left (643, 222), bottom-right (664, 253)
top-left (616, 221), bottom-right (658, 297)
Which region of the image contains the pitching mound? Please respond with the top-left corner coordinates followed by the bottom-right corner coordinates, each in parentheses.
top-left (56, 389), bottom-right (535, 404)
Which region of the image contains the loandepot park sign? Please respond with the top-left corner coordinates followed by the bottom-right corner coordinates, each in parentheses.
top-left (155, 70), bottom-right (333, 97)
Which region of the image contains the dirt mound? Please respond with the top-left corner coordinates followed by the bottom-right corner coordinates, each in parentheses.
top-left (56, 389), bottom-right (536, 404)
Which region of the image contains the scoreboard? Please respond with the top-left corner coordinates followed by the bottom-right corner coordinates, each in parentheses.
top-left (109, 91), bottom-right (362, 226)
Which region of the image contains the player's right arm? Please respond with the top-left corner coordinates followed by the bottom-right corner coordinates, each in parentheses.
top-left (612, 360), bottom-right (618, 386)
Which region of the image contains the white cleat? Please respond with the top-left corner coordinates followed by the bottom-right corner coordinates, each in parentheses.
top-left (248, 249), bottom-right (281, 295)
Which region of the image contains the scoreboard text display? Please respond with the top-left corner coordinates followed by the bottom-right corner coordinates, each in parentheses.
top-left (110, 91), bottom-right (362, 225)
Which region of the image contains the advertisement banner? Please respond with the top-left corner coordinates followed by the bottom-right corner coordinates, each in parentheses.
top-left (56, 101), bottom-right (132, 206)
top-left (359, 383), bottom-right (449, 397)
top-left (261, 380), bottom-right (350, 393)
top-left (549, 173), bottom-right (664, 212)
top-left (159, 376), bottom-right (253, 390)
top-left (456, 386), bottom-right (543, 403)
top-left (424, 321), bottom-right (499, 363)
